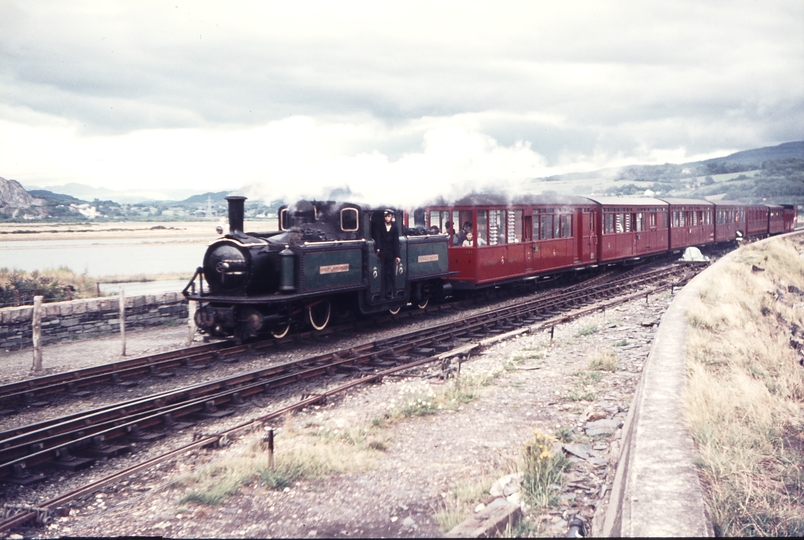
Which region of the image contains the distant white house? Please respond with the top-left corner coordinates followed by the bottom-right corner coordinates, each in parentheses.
top-left (70, 203), bottom-right (101, 219)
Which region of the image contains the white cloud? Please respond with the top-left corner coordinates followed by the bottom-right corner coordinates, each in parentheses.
top-left (0, 0), bottom-right (802, 198)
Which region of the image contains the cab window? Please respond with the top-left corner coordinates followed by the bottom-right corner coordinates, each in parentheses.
top-left (340, 208), bottom-right (358, 232)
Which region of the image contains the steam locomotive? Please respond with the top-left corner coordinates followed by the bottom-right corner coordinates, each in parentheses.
top-left (183, 196), bottom-right (450, 341)
top-left (184, 194), bottom-right (797, 341)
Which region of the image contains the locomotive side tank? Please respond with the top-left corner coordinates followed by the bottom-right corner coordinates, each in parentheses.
top-left (184, 196), bottom-right (450, 341)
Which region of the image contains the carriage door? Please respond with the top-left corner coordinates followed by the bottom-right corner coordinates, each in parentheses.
top-left (524, 215), bottom-right (533, 272)
top-left (579, 209), bottom-right (597, 263)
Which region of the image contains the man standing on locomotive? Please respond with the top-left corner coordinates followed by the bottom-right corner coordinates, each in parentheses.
top-left (376, 209), bottom-right (401, 300)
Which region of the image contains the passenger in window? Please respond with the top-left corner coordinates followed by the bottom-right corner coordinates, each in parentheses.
top-left (429, 225), bottom-right (440, 235)
top-left (462, 232), bottom-right (474, 247)
top-left (456, 222), bottom-right (472, 246)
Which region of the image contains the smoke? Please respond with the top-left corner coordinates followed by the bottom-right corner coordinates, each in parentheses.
top-left (242, 117), bottom-right (551, 209)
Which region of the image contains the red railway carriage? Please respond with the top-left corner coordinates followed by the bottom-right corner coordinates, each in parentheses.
top-left (422, 194), bottom-right (597, 290)
top-left (659, 198), bottom-right (715, 250)
top-left (745, 204), bottom-right (770, 238)
top-left (781, 205), bottom-right (798, 232)
top-left (765, 204), bottom-right (786, 235)
top-left (588, 198), bottom-right (669, 263)
top-left (713, 201), bottom-right (746, 242)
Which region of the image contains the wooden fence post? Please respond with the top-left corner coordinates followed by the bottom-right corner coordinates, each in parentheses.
top-left (187, 300), bottom-right (197, 346)
top-left (31, 295), bottom-right (43, 372)
top-left (119, 287), bottom-right (126, 356)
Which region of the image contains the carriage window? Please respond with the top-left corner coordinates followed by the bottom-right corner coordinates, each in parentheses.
top-left (508, 210), bottom-right (522, 242)
top-left (279, 208), bottom-right (289, 231)
top-left (476, 210), bottom-right (488, 246)
top-left (649, 213), bottom-right (656, 228)
top-left (489, 210), bottom-right (505, 245)
top-left (636, 213), bottom-right (644, 232)
top-left (615, 213), bottom-right (624, 234)
top-left (560, 214), bottom-right (572, 238)
top-left (604, 213), bottom-right (614, 234)
top-left (541, 215), bottom-right (554, 240)
top-left (532, 213), bottom-right (540, 241)
top-left (590, 211), bottom-right (595, 232)
top-left (624, 214), bottom-right (632, 233)
top-left (428, 211), bottom-right (439, 229)
top-left (340, 208), bottom-right (358, 232)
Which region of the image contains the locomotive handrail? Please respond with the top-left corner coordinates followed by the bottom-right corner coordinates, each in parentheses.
top-left (181, 267), bottom-right (205, 298)
top-left (302, 239), bottom-right (366, 246)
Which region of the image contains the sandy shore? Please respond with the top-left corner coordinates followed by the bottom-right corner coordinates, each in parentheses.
top-left (0, 219), bottom-right (277, 242)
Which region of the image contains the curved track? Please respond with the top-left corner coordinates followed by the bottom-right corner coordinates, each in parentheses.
top-left (0, 261), bottom-right (702, 532)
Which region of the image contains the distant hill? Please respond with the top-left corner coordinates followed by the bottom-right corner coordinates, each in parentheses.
top-left (181, 191), bottom-right (232, 204)
top-left (28, 189), bottom-right (85, 205)
top-left (20, 182), bottom-right (203, 204)
top-left (687, 141), bottom-right (804, 168)
top-left (0, 177), bottom-right (46, 219)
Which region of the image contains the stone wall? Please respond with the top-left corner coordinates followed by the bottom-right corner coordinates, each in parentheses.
top-left (0, 293), bottom-right (188, 352)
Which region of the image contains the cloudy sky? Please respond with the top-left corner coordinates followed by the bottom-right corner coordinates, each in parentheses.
top-left (1, 1), bottom-right (802, 206)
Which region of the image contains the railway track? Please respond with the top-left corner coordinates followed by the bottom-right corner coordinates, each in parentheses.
top-left (0, 265), bottom-right (640, 409)
top-left (0, 261), bottom-right (701, 533)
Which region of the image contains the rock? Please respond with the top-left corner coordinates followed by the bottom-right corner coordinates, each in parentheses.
top-left (446, 499), bottom-right (522, 538)
top-left (474, 503), bottom-right (485, 513)
top-left (489, 472), bottom-right (524, 497)
top-left (401, 516), bottom-right (417, 530)
top-left (586, 410), bottom-right (608, 422)
top-left (584, 418), bottom-right (623, 437)
top-left (562, 444), bottom-right (593, 460)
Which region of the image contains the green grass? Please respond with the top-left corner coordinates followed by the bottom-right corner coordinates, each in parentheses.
top-left (574, 324), bottom-right (599, 337)
top-left (554, 427), bottom-right (574, 443)
top-left (564, 390), bottom-right (595, 402)
top-left (521, 430), bottom-right (568, 509)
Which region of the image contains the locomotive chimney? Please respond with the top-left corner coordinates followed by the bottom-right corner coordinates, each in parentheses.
top-left (226, 196), bottom-right (247, 234)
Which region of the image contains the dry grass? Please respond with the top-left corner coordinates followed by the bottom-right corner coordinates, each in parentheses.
top-left (588, 349), bottom-right (620, 372)
top-left (684, 237), bottom-right (804, 536)
top-left (176, 423), bottom-right (385, 506)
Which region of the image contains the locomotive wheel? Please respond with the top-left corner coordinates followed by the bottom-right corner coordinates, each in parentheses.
top-left (307, 300), bottom-right (331, 331)
top-left (388, 305), bottom-right (401, 315)
top-left (416, 296), bottom-right (429, 309)
top-left (270, 319), bottom-right (291, 339)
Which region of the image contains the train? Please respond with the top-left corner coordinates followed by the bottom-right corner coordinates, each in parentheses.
top-left (183, 194), bottom-right (797, 341)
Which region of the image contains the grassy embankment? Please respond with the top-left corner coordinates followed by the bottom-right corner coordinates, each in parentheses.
top-left (684, 236), bottom-right (804, 536)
